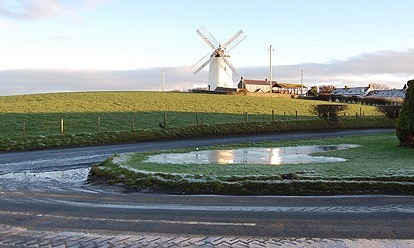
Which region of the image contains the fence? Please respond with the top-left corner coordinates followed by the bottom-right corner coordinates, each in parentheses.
top-left (0, 110), bottom-right (381, 137)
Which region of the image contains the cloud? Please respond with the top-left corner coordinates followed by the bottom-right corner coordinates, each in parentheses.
top-left (0, 49), bottom-right (413, 96)
top-left (0, 0), bottom-right (110, 21)
top-left (0, 0), bottom-right (63, 20)
top-left (0, 67), bottom-right (206, 96)
top-left (239, 49), bottom-right (414, 88)
top-left (326, 50), bottom-right (414, 75)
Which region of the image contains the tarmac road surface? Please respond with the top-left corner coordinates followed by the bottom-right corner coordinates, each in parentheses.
top-left (1, 128), bottom-right (414, 247)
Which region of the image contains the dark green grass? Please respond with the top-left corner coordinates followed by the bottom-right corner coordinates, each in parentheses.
top-left (0, 111), bottom-right (317, 137)
top-left (89, 132), bottom-right (414, 195)
top-left (0, 91), bottom-right (380, 137)
top-left (0, 91), bottom-right (388, 151)
top-left (112, 132), bottom-right (414, 180)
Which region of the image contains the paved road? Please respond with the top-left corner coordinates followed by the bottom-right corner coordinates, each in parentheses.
top-left (1, 128), bottom-right (414, 247)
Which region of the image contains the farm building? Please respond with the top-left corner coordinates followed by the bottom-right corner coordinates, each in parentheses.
top-left (273, 82), bottom-right (308, 95)
top-left (237, 77), bottom-right (307, 94)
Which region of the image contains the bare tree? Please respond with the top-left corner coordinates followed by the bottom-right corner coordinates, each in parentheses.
top-left (318, 85), bottom-right (335, 94)
top-left (371, 83), bottom-right (391, 90)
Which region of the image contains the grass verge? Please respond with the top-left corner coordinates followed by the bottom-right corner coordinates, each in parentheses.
top-left (0, 117), bottom-right (395, 151)
top-left (88, 132), bottom-right (414, 195)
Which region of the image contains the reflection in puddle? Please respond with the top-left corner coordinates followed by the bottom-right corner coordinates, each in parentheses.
top-left (144, 144), bottom-right (360, 165)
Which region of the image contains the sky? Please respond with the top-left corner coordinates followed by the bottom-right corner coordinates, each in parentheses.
top-left (0, 0), bottom-right (413, 96)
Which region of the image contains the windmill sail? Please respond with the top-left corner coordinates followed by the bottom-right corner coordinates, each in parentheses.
top-left (191, 52), bottom-right (214, 74)
top-left (221, 30), bottom-right (246, 53)
top-left (196, 26), bottom-right (220, 50)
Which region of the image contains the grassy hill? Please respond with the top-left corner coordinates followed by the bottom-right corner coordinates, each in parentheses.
top-left (0, 91), bottom-right (379, 115)
top-left (0, 91), bottom-right (391, 151)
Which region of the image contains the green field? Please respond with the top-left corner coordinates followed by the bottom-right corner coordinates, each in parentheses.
top-left (1, 91), bottom-right (408, 195)
top-left (0, 91), bottom-right (381, 137)
top-left (0, 91), bottom-right (380, 114)
top-left (90, 132), bottom-right (414, 195)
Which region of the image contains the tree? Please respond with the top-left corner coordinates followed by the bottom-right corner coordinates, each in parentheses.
top-left (376, 105), bottom-right (401, 119)
top-left (307, 86), bottom-right (318, 97)
top-left (371, 83), bottom-right (391, 90)
top-left (318, 85), bottom-right (335, 94)
top-left (396, 79), bottom-right (414, 147)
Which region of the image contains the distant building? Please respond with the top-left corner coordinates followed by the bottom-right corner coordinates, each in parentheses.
top-left (238, 78), bottom-right (274, 92)
top-left (237, 77), bottom-right (307, 94)
top-left (366, 89), bottom-right (406, 99)
top-left (330, 85), bottom-right (373, 98)
top-left (329, 84), bottom-right (406, 104)
top-left (215, 86), bottom-right (237, 93)
top-left (273, 82), bottom-right (308, 95)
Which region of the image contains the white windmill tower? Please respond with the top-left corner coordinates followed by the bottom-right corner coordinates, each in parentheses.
top-left (191, 26), bottom-right (246, 91)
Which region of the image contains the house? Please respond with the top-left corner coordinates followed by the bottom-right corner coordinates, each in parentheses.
top-left (237, 78), bottom-right (274, 92)
top-left (365, 89), bottom-right (406, 105)
top-left (366, 89), bottom-right (406, 99)
top-left (329, 84), bottom-right (406, 104)
top-left (330, 85), bottom-right (373, 98)
top-left (237, 77), bottom-right (307, 94)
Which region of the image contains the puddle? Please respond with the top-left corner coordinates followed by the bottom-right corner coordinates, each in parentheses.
top-left (0, 168), bottom-right (90, 191)
top-left (144, 144), bottom-right (360, 165)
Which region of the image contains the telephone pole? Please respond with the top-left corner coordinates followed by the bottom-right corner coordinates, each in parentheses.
top-left (301, 69), bottom-right (304, 96)
top-left (269, 45), bottom-right (274, 93)
top-left (161, 68), bottom-right (166, 92)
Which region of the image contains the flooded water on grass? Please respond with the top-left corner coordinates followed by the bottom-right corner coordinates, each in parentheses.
top-left (144, 144), bottom-right (360, 165)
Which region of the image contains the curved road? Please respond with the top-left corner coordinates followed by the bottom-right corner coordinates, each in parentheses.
top-left (1, 128), bottom-right (414, 247)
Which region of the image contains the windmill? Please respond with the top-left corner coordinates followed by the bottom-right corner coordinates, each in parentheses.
top-left (191, 26), bottom-right (246, 91)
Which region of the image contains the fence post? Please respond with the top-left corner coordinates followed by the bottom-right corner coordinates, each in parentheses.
top-left (60, 119), bottom-right (64, 133)
top-left (132, 116), bottom-right (135, 131)
top-left (296, 110), bottom-right (298, 120)
top-left (243, 112), bottom-right (248, 122)
top-left (98, 117), bottom-right (101, 133)
top-left (196, 112), bottom-right (199, 125)
top-left (164, 113), bottom-right (167, 129)
top-left (360, 107), bottom-right (362, 118)
top-left (272, 110), bottom-right (275, 122)
top-left (22, 120), bottom-right (26, 136)
top-left (284, 112), bottom-right (286, 120)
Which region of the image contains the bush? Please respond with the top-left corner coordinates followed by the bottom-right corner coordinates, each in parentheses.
top-left (307, 86), bottom-right (318, 97)
top-left (396, 79), bottom-right (414, 147)
top-left (310, 104), bottom-right (348, 120)
top-left (376, 105), bottom-right (402, 119)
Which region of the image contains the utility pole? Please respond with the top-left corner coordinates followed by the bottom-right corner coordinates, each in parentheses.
top-left (269, 45), bottom-right (274, 93)
top-left (301, 69), bottom-right (304, 96)
top-left (161, 68), bottom-right (166, 92)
